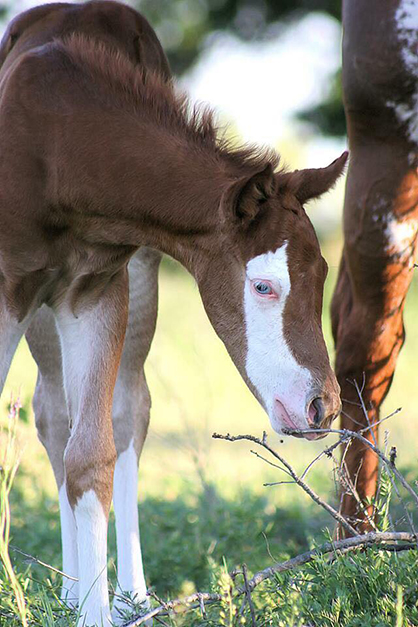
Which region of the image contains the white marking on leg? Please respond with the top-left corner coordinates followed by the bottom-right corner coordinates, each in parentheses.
top-left (112, 439), bottom-right (148, 623)
top-left (244, 242), bottom-right (312, 433)
top-left (385, 217), bottom-right (418, 258)
top-left (59, 485), bottom-right (79, 607)
top-left (387, 0), bottom-right (418, 156)
top-left (74, 490), bottom-right (111, 627)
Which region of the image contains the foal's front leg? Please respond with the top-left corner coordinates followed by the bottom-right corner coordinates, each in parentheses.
top-left (56, 270), bottom-right (129, 627)
top-left (111, 249), bottom-right (160, 623)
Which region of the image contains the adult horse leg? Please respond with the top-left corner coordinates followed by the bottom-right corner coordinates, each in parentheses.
top-left (55, 268), bottom-right (129, 627)
top-left (111, 248), bottom-right (160, 623)
top-left (26, 306), bottom-right (78, 604)
top-left (331, 0), bottom-right (418, 533)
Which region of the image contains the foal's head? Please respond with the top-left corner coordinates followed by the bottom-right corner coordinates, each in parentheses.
top-left (198, 152), bottom-right (348, 439)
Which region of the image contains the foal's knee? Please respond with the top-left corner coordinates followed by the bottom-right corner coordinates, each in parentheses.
top-left (64, 432), bottom-right (117, 512)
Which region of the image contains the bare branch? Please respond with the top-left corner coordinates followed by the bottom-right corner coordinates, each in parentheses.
top-left (213, 432), bottom-right (357, 536)
top-left (240, 531), bottom-right (417, 592)
top-left (284, 427), bottom-right (418, 510)
top-left (123, 532), bottom-right (417, 626)
top-left (9, 545), bottom-right (78, 582)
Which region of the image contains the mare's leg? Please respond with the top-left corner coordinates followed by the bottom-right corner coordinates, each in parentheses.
top-left (56, 268), bottom-right (129, 627)
top-left (331, 0), bottom-right (418, 532)
top-left (111, 248), bottom-right (161, 623)
top-left (26, 306), bottom-right (78, 604)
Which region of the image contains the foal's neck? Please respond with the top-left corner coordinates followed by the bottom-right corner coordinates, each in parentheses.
top-left (52, 37), bottom-right (265, 274)
top-left (67, 114), bottom-right (235, 273)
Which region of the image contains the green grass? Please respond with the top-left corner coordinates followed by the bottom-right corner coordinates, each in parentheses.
top-left (1, 247), bottom-right (418, 625)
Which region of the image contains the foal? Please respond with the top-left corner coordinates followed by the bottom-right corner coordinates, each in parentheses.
top-left (0, 2), bottom-right (346, 625)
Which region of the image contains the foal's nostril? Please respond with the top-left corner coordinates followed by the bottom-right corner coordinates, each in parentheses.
top-left (308, 397), bottom-right (325, 426)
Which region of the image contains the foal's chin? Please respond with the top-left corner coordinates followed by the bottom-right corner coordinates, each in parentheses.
top-left (269, 417), bottom-right (329, 442)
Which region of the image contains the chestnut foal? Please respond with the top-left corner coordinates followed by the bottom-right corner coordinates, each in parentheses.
top-left (0, 2), bottom-right (346, 625)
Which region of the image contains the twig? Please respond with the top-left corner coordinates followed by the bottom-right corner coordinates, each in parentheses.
top-left (286, 428), bottom-right (418, 510)
top-left (339, 459), bottom-right (378, 532)
top-left (197, 593), bottom-right (206, 619)
top-left (353, 378), bottom-right (378, 448)
top-left (250, 449), bottom-right (292, 477)
top-left (300, 436), bottom-right (342, 481)
top-left (122, 591), bottom-right (223, 626)
top-left (213, 432), bottom-right (357, 536)
top-left (242, 563), bottom-right (257, 626)
top-left (9, 545), bottom-right (78, 582)
top-left (360, 407), bottom-right (402, 435)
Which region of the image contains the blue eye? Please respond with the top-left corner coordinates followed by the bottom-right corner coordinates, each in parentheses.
top-left (254, 281), bottom-right (273, 295)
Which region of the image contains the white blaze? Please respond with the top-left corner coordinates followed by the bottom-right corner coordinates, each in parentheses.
top-left (244, 242), bottom-right (312, 433)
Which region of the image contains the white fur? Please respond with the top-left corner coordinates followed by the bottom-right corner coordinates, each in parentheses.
top-left (112, 439), bottom-right (148, 623)
top-left (244, 242), bottom-right (313, 433)
top-left (387, 0), bottom-right (418, 154)
top-left (74, 490), bottom-right (111, 627)
top-left (385, 217), bottom-right (418, 257)
top-left (382, 1), bottom-right (418, 256)
top-left (56, 309), bottom-right (95, 420)
top-left (59, 485), bottom-right (79, 607)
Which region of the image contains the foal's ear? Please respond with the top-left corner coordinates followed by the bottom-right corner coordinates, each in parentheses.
top-left (221, 164), bottom-right (276, 226)
top-left (280, 151), bottom-right (348, 205)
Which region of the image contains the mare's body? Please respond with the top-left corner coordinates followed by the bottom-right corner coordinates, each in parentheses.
top-left (0, 2), bottom-right (345, 624)
top-left (332, 0), bottom-right (418, 530)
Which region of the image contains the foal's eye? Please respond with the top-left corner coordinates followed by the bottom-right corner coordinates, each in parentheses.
top-left (254, 281), bottom-right (273, 295)
top-left (254, 281), bottom-right (271, 294)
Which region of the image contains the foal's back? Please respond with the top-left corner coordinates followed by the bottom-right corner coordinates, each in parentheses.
top-left (0, 1), bottom-right (170, 322)
top-left (0, 1), bottom-right (170, 77)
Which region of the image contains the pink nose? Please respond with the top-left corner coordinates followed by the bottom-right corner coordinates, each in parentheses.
top-left (275, 394), bottom-right (341, 436)
top-left (274, 398), bottom-right (298, 431)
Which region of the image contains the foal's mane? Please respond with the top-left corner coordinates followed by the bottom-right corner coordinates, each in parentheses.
top-left (57, 34), bottom-right (279, 175)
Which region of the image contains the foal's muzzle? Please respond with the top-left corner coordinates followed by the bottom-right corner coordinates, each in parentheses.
top-left (305, 394), bottom-right (341, 439)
